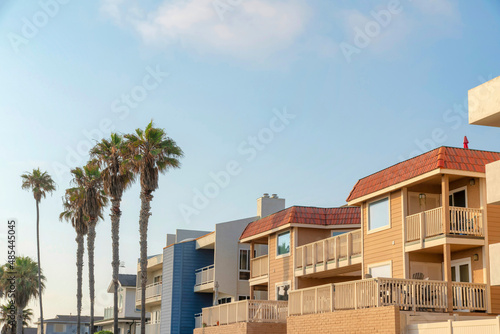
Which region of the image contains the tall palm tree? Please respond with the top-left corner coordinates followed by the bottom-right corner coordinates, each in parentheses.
top-left (125, 121), bottom-right (183, 333)
top-left (20, 169), bottom-right (55, 334)
top-left (60, 187), bottom-right (88, 334)
top-left (0, 257), bottom-right (45, 334)
top-left (70, 163), bottom-right (108, 334)
top-left (90, 134), bottom-right (135, 334)
top-left (0, 305), bottom-right (32, 334)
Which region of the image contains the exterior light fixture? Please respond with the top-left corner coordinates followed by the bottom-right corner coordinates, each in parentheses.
top-left (470, 178), bottom-right (476, 186)
top-left (474, 254), bottom-right (479, 261)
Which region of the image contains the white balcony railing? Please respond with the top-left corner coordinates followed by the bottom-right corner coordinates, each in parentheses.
top-left (135, 322), bottom-right (160, 334)
top-left (104, 306), bottom-right (113, 320)
top-left (194, 313), bottom-right (202, 329)
top-left (406, 206), bottom-right (483, 242)
top-left (288, 278), bottom-right (486, 316)
top-left (195, 264), bottom-right (215, 286)
top-left (250, 255), bottom-right (268, 279)
top-left (201, 300), bottom-right (288, 327)
top-left (136, 282), bottom-right (162, 302)
top-left (295, 230), bottom-right (361, 272)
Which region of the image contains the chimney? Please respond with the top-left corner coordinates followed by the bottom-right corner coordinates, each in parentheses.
top-left (257, 193), bottom-right (285, 218)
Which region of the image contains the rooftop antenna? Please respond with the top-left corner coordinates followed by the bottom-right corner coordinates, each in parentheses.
top-left (464, 136), bottom-right (469, 149)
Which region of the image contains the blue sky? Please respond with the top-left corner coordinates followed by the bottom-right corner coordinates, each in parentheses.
top-left (1, 0), bottom-right (500, 324)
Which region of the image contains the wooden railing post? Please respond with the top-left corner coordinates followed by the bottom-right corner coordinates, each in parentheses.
top-left (420, 212), bottom-right (425, 248)
top-left (300, 291), bottom-right (304, 316)
top-left (347, 233), bottom-right (352, 265)
top-left (354, 281), bottom-right (358, 310)
top-left (302, 247), bottom-right (306, 275)
top-left (312, 243), bottom-right (317, 273)
top-left (442, 175), bottom-right (450, 234)
top-left (331, 284), bottom-right (335, 312)
top-left (323, 240), bottom-right (328, 271)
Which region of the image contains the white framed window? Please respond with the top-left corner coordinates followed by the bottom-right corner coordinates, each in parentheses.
top-left (331, 230), bottom-right (349, 237)
top-left (367, 261), bottom-right (392, 278)
top-left (275, 281), bottom-right (291, 301)
top-left (368, 197), bottom-right (390, 233)
top-left (238, 295), bottom-right (250, 301)
top-left (153, 275), bottom-right (162, 283)
top-left (276, 231), bottom-right (291, 257)
top-left (449, 186), bottom-right (467, 208)
top-left (239, 249), bottom-right (250, 280)
top-left (449, 258), bottom-right (472, 283)
top-left (218, 297), bottom-right (231, 304)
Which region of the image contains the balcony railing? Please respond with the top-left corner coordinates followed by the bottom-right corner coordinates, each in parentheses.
top-left (104, 306), bottom-right (113, 320)
top-left (250, 255), bottom-right (269, 279)
top-left (201, 300), bottom-right (288, 327)
top-left (288, 278), bottom-right (486, 316)
top-left (195, 264), bottom-right (215, 286)
top-left (295, 230), bottom-right (361, 273)
top-left (135, 322), bottom-right (160, 334)
top-left (194, 313), bottom-right (202, 329)
top-left (406, 206), bottom-right (483, 242)
top-left (136, 282), bottom-right (162, 302)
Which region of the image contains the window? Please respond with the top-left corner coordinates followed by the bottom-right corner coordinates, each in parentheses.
top-left (449, 188), bottom-right (467, 208)
top-left (218, 297), bottom-right (231, 304)
top-left (368, 197), bottom-right (390, 232)
top-left (277, 231), bottom-right (290, 256)
top-left (368, 262), bottom-right (392, 278)
top-left (238, 295), bottom-right (250, 301)
top-left (276, 282), bottom-right (290, 301)
top-left (239, 249), bottom-right (250, 280)
top-left (450, 258), bottom-right (471, 283)
top-left (54, 324), bottom-right (66, 333)
top-left (331, 230), bottom-right (348, 237)
top-left (153, 275), bottom-right (162, 283)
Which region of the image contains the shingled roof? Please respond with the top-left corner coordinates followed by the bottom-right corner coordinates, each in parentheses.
top-left (118, 274), bottom-right (136, 287)
top-left (240, 206), bottom-right (360, 240)
top-left (347, 146), bottom-right (500, 202)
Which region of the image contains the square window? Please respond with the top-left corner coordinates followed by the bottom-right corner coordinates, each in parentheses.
top-left (369, 263), bottom-right (391, 278)
top-left (239, 249), bottom-right (250, 280)
top-left (277, 231), bottom-right (290, 256)
top-left (368, 198), bottom-right (390, 231)
top-left (276, 283), bottom-right (290, 301)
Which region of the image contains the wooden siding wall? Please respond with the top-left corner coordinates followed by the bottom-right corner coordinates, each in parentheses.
top-left (268, 230), bottom-right (294, 300)
top-left (297, 228), bottom-right (332, 247)
top-left (296, 276), bottom-right (361, 290)
top-left (363, 190), bottom-right (404, 278)
top-left (449, 177), bottom-right (481, 208)
top-left (487, 204), bottom-right (500, 313)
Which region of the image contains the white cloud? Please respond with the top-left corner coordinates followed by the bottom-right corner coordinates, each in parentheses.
top-left (101, 0), bottom-right (311, 60)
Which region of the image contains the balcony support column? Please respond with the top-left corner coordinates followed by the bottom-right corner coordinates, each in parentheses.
top-left (443, 243), bottom-right (453, 312)
top-left (442, 174), bottom-right (450, 234)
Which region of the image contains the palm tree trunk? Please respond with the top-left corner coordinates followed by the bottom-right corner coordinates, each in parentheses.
top-left (35, 200), bottom-right (44, 334)
top-left (87, 222), bottom-right (96, 334)
top-left (76, 233), bottom-right (84, 334)
top-left (15, 306), bottom-right (22, 334)
top-left (111, 199), bottom-right (121, 334)
top-left (139, 192), bottom-right (152, 334)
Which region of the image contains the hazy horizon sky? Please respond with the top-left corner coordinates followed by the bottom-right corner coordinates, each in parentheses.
top-left (1, 0), bottom-right (500, 326)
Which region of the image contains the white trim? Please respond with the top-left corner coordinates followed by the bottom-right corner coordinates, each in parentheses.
top-left (237, 295), bottom-right (250, 301)
top-left (449, 186), bottom-right (468, 208)
top-left (276, 230), bottom-right (291, 259)
top-left (367, 196), bottom-right (391, 234)
top-left (367, 260), bottom-right (393, 278)
top-left (450, 257), bottom-right (473, 283)
top-left (238, 248), bottom-right (251, 282)
top-left (274, 280), bottom-right (291, 301)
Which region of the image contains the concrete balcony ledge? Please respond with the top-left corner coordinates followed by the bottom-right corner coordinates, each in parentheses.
top-left (487, 160), bottom-right (500, 205)
top-left (468, 75), bottom-right (500, 127)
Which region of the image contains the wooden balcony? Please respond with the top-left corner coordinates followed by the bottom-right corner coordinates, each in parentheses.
top-left (405, 207), bottom-right (484, 251)
top-left (201, 300), bottom-right (288, 327)
top-left (136, 282), bottom-right (162, 306)
top-left (294, 230), bottom-right (361, 277)
top-left (249, 255), bottom-right (268, 285)
top-left (288, 278), bottom-right (486, 316)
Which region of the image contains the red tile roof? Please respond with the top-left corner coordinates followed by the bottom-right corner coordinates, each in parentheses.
top-left (239, 206), bottom-right (360, 240)
top-left (347, 147), bottom-right (500, 202)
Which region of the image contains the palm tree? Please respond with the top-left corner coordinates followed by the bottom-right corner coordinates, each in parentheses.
top-left (90, 134), bottom-right (135, 334)
top-left (0, 257), bottom-right (45, 334)
top-left (60, 187), bottom-right (88, 334)
top-left (0, 306), bottom-right (32, 334)
top-left (20, 169), bottom-right (55, 334)
top-left (70, 163), bottom-right (108, 334)
top-left (125, 121), bottom-right (183, 333)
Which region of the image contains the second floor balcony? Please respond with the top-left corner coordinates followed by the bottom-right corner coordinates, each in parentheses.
top-left (136, 282), bottom-right (162, 306)
top-left (103, 306), bottom-right (114, 320)
top-left (194, 264), bottom-right (215, 292)
top-left (249, 255), bottom-right (269, 285)
top-left (405, 206), bottom-right (484, 251)
top-left (294, 230), bottom-right (362, 277)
